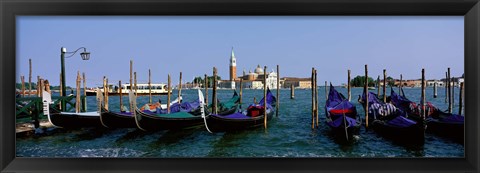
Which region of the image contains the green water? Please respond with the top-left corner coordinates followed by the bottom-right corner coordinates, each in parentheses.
top-left (16, 87), bottom-right (464, 157)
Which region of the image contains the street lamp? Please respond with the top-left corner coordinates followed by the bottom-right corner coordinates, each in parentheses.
top-left (60, 47), bottom-right (90, 111)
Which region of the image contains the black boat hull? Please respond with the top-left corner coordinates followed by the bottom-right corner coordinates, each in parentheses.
top-left (100, 110), bottom-right (137, 128)
top-left (206, 110), bottom-right (274, 132)
top-left (49, 113), bottom-right (104, 128)
top-left (328, 121), bottom-right (361, 143)
top-left (370, 120), bottom-right (425, 145)
top-left (135, 109), bottom-right (204, 131)
top-left (426, 120), bottom-right (464, 144)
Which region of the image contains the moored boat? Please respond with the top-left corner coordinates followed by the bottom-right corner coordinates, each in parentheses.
top-left (100, 96), bottom-right (183, 128)
top-left (86, 83), bottom-right (170, 96)
top-left (43, 91), bottom-right (103, 128)
top-left (325, 84), bottom-right (361, 142)
top-left (132, 90), bottom-right (206, 131)
top-left (205, 88), bottom-right (276, 132)
top-left (390, 88), bottom-right (464, 144)
top-left (359, 91), bottom-right (424, 145)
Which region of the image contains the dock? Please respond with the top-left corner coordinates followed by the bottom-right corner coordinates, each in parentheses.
top-left (16, 120), bottom-right (54, 137)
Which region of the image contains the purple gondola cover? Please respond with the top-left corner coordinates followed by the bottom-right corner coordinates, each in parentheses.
top-left (390, 88), bottom-right (414, 110)
top-left (385, 114), bottom-right (417, 128)
top-left (325, 84), bottom-right (358, 129)
top-left (259, 88), bottom-right (276, 106)
top-left (327, 116), bottom-right (357, 128)
top-left (438, 113), bottom-right (464, 123)
top-left (361, 91), bottom-right (382, 105)
top-left (156, 100), bottom-right (200, 114)
top-left (211, 89), bottom-right (275, 119)
top-left (326, 84), bottom-right (357, 120)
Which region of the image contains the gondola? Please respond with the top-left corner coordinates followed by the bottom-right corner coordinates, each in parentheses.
top-left (205, 88), bottom-right (276, 132)
top-left (390, 88), bottom-right (464, 144)
top-left (42, 91), bottom-right (104, 128)
top-left (133, 89), bottom-right (208, 131)
top-left (325, 84), bottom-right (361, 142)
top-left (191, 90), bottom-right (240, 116)
top-left (359, 91), bottom-right (424, 145)
top-left (100, 91), bottom-right (238, 129)
top-left (100, 96), bottom-right (182, 128)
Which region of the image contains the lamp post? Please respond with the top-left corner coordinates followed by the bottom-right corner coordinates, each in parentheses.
top-left (60, 47), bottom-right (90, 111)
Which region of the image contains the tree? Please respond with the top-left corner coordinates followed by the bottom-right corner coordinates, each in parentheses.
top-left (192, 76), bottom-right (221, 88)
top-left (350, 76), bottom-right (375, 87)
top-left (387, 76), bottom-right (395, 87)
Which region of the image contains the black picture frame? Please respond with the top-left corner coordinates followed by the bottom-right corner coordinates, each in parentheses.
top-left (1, 0), bottom-right (478, 172)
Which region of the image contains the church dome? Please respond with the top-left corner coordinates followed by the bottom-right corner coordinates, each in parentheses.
top-left (254, 65), bottom-right (264, 74)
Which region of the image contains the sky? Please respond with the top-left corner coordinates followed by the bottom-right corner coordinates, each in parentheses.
top-left (16, 16), bottom-right (464, 87)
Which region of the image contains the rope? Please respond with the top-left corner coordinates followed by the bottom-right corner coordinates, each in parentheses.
top-left (198, 89), bottom-right (212, 133)
top-left (341, 100), bottom-right (349, 141)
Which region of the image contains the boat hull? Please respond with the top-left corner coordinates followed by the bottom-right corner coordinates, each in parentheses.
top-left (135, 109), bottom-right (204, 131)
top-left (206, 110), bottom-right (274, 132)
top-left (370, 120), bottom-right (425, 145)
top-left (86, 92), bottom-right (169, 96)
top-left (326, 117), bottom-right (361, 143)
top-left (426, 119), bottom-right (464, 144)
top-left (49, 112), bottom-right (103, 128)
top-left (100, 110), bottom-right (137, 128)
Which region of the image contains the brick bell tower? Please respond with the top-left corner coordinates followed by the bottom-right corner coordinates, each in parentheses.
top-left (229, 47), bottom-right (237, 81)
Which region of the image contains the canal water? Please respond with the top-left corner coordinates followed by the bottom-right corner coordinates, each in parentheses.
top-left (16, 87), bottom-right (464, 157)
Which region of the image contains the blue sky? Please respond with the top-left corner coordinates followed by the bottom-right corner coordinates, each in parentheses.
top-left (16, 16), bottom-right (464, 87)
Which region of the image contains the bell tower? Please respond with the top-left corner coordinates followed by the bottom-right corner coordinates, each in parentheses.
top-left (229, 47), bottom-right (237, 81)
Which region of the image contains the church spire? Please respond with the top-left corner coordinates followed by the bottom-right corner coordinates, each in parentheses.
top-left (230, 47), bottom-right (236, 66)
top-left (229, 47), bottom-right (237, 81)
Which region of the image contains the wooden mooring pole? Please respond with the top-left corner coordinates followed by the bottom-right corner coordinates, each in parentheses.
top-left (421, 69), bottom-right (426, 119)
top-left (445, 72), bottom-right (448, 103)
top-left (433, 82), bottom-right (437, 98)
top-left (365, 64), bottom-right (369, 128)
top-left (76, 72), bottom-right (81, 113)
top-left (239, 78), bottom-right (243, 109)
top-left (459, 82), bottom-right (464, 115)
top-left (167, 74), bottom-right (171, 114)
top-left (119, 80), bottom-right (123, 111)
top-left (37, 76), bottom-right (40, 97)
top-left (134, 72), bottom-right (138, 97)
top-left (448, 68), bottom-right (452, 113)
top-left (347, 69), bottom-right (351, 101)
top-left (399, 74), bottom-right (403, 95)
top-left (44, 80), bottom-right (50, 94)
top-left (178, 72), bottom-right (182, 104)
top-left (83, 72), bottom-right (87, 112)
top-left (21, 76), bottom-right (25, 97)
top-left (59, 73), bottom-right (62, 97)
top-left (149, 69), bottom-right (152, 104)
top-left (130, 60), bottom-right (133, 113)
top-left (311, 68), bottom-right (315, 129)
top-left (264, 66), bottom-right (267, 129)
top-left (452, 77), bottom-right (455, 108)
top-left (276, 65), bottom-right (279, 117)
top-left (39, 78), bottom-right (44, 98)
top-left (324, 81), bottom-right (328, 101)
top-left (205, 74), bottom-right (208, 106)
top-left (290, 83), bottom-right (294, 99)
top-left (213, 67), bottom-right (218, 114)
top-left (106, 78), bottom-right (109, 111)
top-left (383, 69), bottom-right (386, 103)
top-left (315, 70), bottom-right (319, 128)
top-left (29, 59), bottom-right (32, 97)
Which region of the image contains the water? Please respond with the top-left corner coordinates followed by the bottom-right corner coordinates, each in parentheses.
top-left (16, 87), bottom-right (464, 157)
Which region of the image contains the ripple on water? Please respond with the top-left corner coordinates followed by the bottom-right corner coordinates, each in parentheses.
top-left (16, 89), bottom-right (464, 157)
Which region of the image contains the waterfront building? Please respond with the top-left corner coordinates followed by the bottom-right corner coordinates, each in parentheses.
top-left (281, 77), bottom-right (312, 89)
top-left (217, 48), bottom-right (280, 89)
